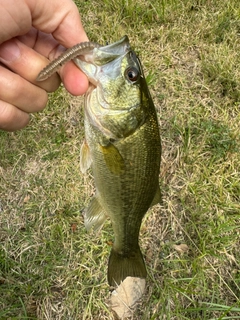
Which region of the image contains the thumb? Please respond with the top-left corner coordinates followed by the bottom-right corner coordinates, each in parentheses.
top-left (26, 0), bottom-right (88, 47)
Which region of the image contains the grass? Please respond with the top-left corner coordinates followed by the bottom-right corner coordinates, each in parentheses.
top-left (0, 0), bottom-right (240, 319)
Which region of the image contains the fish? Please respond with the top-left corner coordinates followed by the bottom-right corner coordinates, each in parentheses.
top-left (37, 36), bottom-right (161, 287)
top-left (75, 36), bottom-right (161, 287)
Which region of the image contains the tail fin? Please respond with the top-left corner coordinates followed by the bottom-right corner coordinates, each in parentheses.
top-left (107, 247), bottom-right (147, 287)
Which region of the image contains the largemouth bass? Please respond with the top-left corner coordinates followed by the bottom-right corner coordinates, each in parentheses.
top-left (37, 36), bottom-right (161, 287)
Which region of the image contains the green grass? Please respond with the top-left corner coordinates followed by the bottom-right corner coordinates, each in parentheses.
top-left (0, 0), bottom-right (240, 319)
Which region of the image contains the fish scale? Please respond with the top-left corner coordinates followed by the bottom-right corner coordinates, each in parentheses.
top-left (83, 79), bottom-right (161, 286)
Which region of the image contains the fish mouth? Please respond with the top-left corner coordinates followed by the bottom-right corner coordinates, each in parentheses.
top-left (74, 36), bottom-right (140, 109)
top-left (86, 35), bottom-right (131, 65)
top-left (73, 36), bottom-right (131, 85)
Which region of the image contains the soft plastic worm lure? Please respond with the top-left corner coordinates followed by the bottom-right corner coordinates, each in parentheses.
top-left (36, 41), bottom-right (100, 81)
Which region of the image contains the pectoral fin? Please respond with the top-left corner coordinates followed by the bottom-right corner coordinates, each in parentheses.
top-left (100, 143), bottom-right (125, 175)
top-left (84, 195), bottom-right (108, 232)
top-left (80, 140), bottom-right (92, 173)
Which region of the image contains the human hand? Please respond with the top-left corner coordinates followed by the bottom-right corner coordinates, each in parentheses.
top-left (0, 0), bottom-right (89, 131)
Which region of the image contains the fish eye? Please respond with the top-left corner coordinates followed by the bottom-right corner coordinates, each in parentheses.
top-left (125, 67), bottom-right (139, 83)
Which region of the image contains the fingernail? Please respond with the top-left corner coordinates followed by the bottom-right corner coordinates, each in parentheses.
top-left (0, 40), bottom-right (21, 62)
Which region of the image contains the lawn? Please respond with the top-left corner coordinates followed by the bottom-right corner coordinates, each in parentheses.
top-left (0, 0), bottom-right (239, 319)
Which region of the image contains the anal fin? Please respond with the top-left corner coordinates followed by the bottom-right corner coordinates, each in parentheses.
top-left (84, 196), bottom-right (108, 232)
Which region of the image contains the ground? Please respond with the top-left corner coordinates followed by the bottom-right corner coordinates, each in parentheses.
top-left (0, 0), bottom-right (239, 319)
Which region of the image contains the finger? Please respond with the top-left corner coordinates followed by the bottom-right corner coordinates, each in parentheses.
top-left (0, 65), bottom-right (48, 113)
top-left (0, 100), bottom-right (30, 131)
top-left (17, 27), bottom-right (67, 61)
top-left (0, 0), bottom-right (31, 44)
top-left (60, 61), bottom-right (89, 96)
top-left (31, 30), bottom-right (89, 95)
top-left (28, 0), bottom-right (89, 46)
top-left (0, 39), bottom-right (61, 92)
top-left (1, 35), bottom-right (89, 96)
top-left (20, 30), bottom-right (89, 95)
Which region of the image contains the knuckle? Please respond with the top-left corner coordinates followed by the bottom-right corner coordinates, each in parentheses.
top-left (0, 66), bottom-right (50, 113)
